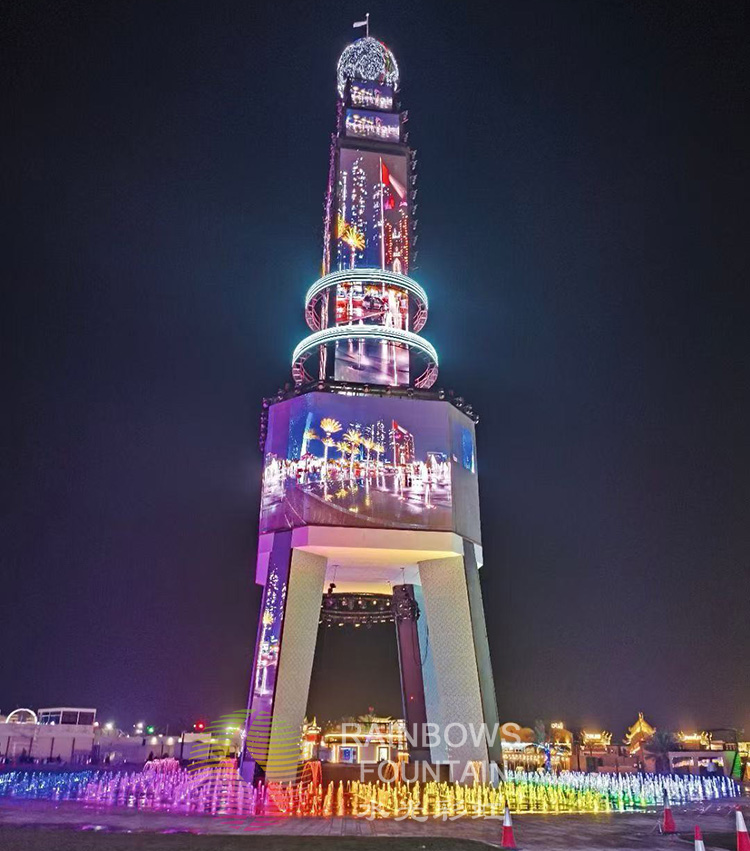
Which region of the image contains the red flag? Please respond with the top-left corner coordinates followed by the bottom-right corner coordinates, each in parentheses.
top-left (381, 161), bottom-right (406, 201)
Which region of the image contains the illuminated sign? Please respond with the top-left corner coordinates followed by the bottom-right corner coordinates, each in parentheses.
top-left (349, 81), bottom-right (394, 111)
top-left (345, 109), bottom-right (400, 143)
top-left (259, 393), bottom-right (476, 534)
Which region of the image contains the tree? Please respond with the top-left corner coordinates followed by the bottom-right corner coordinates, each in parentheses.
top-left (342, 225), bottom-right (365, 269)
top-left (343, 429), bottom-right (362, 479)
top-left (361, 437), bottom-right (374, 480)
top-left (320, 418), bottom-right (342, 439)
top-left (372, 442), bottom-right (385, 487)
top-left (319, 418), bottom-right (343, 478)
top-left (321, 437), bottom-right (337, 477)
top-left (644, 730), bottom-right (678, 773)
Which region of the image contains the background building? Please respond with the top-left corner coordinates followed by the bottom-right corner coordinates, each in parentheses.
top-left (0, 707), bottom-right (242, 767)
top-left (0, 707), bottom-right (96, 763)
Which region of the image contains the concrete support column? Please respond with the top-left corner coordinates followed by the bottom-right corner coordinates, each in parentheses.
top-left (418, 555), bottom-right (489, 779)
top-left (265, 548), bottom-right (327, 782)
top-left (463, 540), bottom-right (503, 767)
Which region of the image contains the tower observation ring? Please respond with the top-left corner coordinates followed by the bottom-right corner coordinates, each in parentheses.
top-left (304, 269), bottom-right (428, 332)
top-left (292, 324), bottom-right (439, 389)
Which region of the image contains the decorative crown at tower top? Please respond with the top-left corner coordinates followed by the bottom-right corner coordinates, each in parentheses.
top-left (337, 37), bottom-right (400, 98)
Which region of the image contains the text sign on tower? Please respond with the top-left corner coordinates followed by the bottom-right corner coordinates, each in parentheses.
top-left (345, 109), bottom-right (401, 142)
top-left (349, 80), bottom-right (394, 110)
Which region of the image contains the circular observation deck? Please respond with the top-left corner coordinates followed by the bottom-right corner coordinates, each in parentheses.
top-left (304, 269), bottom-right (428, 333)
top-left (295, 268), bottom-right (437, 390)
top-left (292, 324), bottom-right (438, 389)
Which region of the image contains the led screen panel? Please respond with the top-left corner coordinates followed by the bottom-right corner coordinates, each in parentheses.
top-left (349, 81), bottom-right (394, 111)
top-left (333, 147), bottom-right (411, 384)
top-left (334, 281), bottom-right (409, 327)
top-left (260, 393), bottom-right (459, 534)
top-left (452, 420), bottom-right (476, 472)
top-left (333, 338), bottom-right (409, 385)
top-left (335, 149), bottom-right (410, 275)
top-left (345, 109), bottom-right (400, 142)
top-left (333, 279), bottom-right (410, 385)
top-left (247, 533), bottom-right (290, 727)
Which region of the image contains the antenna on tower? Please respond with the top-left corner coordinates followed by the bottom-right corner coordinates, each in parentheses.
top-left (353, 12), bottom-right (370, 37)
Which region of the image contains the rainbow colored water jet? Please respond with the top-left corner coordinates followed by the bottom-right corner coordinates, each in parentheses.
top-left (0, 764), bottom-right (740, 818)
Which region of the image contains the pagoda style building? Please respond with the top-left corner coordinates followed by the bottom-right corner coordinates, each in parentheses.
top-left (624, 712), bottom-right (656, 755)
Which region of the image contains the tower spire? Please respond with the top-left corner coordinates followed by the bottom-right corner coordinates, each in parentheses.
top-left (292, 34), bottom-right (437, 389)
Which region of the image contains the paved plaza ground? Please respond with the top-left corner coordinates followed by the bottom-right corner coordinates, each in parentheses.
top-left (0, 798), bottom-right (747, 850)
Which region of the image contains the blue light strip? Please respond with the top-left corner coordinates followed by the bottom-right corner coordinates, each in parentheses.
top-left (292, 324), bottom-right (438, 367)
top-left (304, 269), bottom-right (428, 311)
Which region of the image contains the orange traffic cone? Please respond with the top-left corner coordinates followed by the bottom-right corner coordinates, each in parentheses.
top-left (737, 809), bottom-right (750, 851)
top-left (694, 825), bottom-right (705, 851)
top-left (662, 806), bottom-right (677, 834)
top-left (501, 805), bottom-right (517, 849)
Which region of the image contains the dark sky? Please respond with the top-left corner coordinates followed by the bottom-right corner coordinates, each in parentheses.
top-left (3, 0), bottom-right (748, 740)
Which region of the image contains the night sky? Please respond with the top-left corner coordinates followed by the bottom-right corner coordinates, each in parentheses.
top-left (3, 0), bottom-right (748, 739)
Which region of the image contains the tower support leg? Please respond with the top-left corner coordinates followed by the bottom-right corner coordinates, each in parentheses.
top-left (418, 554), bottom-right (491, 781)
top-left (243, 544), bottom-right (326, 784)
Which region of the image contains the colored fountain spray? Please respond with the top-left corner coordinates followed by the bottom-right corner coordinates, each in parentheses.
top-left (0, 766), bottom-right (740, 818)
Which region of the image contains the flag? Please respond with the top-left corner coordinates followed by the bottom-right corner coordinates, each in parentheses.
top-left (381, 161), bottom-right (406, 201)
top-left (353, 14), bottom-right (369, 29)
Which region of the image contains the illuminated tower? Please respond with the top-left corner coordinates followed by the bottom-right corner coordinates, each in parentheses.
top-left (243, 34), bottom-right (501, 782)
